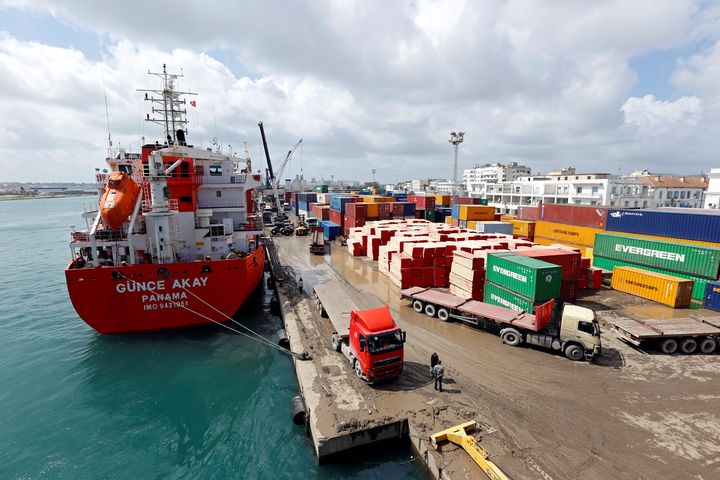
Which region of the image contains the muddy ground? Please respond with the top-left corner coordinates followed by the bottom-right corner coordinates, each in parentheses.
top-left (274, 234), bottom-right (720, 480)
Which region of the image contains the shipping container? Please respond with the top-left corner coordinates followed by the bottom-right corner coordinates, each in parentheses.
top-left (366, 203), bottom-right (379, 218)
top-left (315, 185), bottom-right (329, 193)
top-left (435, 195), bottom-right (451, 207)
top-left (329, 194), bottom-right (359, 212)
top-left (311, 204), bottom-right (330, 221)
top-left (424, 208), bottom-right (436, 222)
top-left (703, 281), bottom-right (720, 312)
top-left (534, 221), bottom-right (604, 248)
top-left (403, 202), bottom-right (416, 217)
top-left (606, 209), bottom-right (720, 243)
top-left (474, 221), bottom-right (514, 234)
top-left (610, 266), bottom-right (693, 308)
top-left (345, 202), bottom-right (368, 221)
top-left (540, 204), bottom-right (608, 228)
top-left (450, 197), bottom-right (478, 205)
top-left (319, 221), bottom-right (341, 241)
top-left (593, 233), bottom-right (720, 279)
top-left (483, 282), bottom-right (543, 313)
top-left (559, 280), bottom-right (577, 303)
top-left (593, 256), bottom-right (709, 301)
top-left (515, 248), bottom-right (581, 280)
top-left (517, 206), bottom-right (539, 221)
top-left (458, 205), bottom-right (495, 221)
top-left (605, 230), bottom-right (720, 249)
top-left (511, 220), bottom-right (536, 238)
top-left (486, 252), bottom-right (561, 301)
top-left (328, 209), bottom-right (344, 231)
top-left (407, 195), bottom-right (436, 210)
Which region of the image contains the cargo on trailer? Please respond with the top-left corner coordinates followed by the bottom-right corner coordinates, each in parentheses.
top-left (704, 281), bottom-right (720, 312)
top-left (594, 233), bottom-right (720, 279)
top-left (610, 266), bottom-right (693, 308)
top-left (515, 248), bottom-right (581, 280)
top-left (486, 252), bottom-right (561, 301)
top-left (484, 281), bottom-right (545, 314)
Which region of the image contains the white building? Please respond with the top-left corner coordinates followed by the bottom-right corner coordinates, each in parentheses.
top-left (610, 174), bottom-right (707, 209)
top-left (704, 168), bottom-right (720, 209)
top-left (464, 162), bottom-right (531, 189)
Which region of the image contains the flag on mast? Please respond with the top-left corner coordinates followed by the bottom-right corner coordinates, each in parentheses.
top-left (190, 100), bottom-right (197, 107)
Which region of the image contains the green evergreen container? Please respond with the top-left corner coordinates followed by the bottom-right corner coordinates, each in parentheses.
top-left (478, 198), bottom-right (489, 206)
top-left (593, 256), bottom-right (708, 301)
top-left (424, 208), bottom-right (436, 222)
top-left (486, 252), bottom-right (561, 301)
top-left (484, 282), bottom-right (541, 313)
top-left (594, 233), bottom-right (720, 279)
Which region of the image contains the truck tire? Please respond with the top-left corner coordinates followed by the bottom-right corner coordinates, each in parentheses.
top-left (564, 344), bottom-right (585, 361)
top-left (437, 307), bottom-right (450, 322)
top-left (354, 359), bottom-right (364, 380)
top-left (699, 337), bottom-right (717, 354)
top-left (412, 300), bottom-right (424, 313)
top-left (424, 303), bottom-right (437, 317)
top-left (500, 329), bottom-right (522, 347)
top-left (680, 338), bottom-right (697, 354)
top-left (660, 338), bottom-right (678, 354)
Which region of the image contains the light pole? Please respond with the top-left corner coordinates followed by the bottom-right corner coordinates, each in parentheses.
top-left (371, 168), bottom-right (376, 183)
top-left (449, 131), bottom-right (465, 196)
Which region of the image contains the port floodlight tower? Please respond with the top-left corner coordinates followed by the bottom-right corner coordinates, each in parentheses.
top-left (449, 131), bottom-right (465, 196)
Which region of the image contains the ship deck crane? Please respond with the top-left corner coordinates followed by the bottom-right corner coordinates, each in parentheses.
top-left (258, 121), bottom-right (302, 224)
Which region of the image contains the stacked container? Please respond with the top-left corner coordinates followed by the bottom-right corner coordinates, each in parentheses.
top-left (515, 248), bottom-right (581, 303)
top-left (610, 266), bottom-right (693, 308)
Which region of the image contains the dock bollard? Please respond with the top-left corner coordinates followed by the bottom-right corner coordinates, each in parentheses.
top-left (277, 329), bottom-right (290, 349)
top-left (290, 395), bottom-right (308, 425)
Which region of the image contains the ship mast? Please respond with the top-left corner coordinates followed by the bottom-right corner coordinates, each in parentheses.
top-left (138, 64), bottom-right (197, 145)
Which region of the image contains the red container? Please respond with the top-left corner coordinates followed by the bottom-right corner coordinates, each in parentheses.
top-left (378, 203), bottom-right (391, 219)
top-left (344, 215), bottom-right (365, 231)
top-left (586, 267), bottom-right (603, 290)
top-left (345, 202), bottom-right (368, 221)
top-left (514, 248), bottom-right (581, 280)
top-left (329, 209), bottom-right (344, 230)
top-left (539, 204), bottom-right (608, 229)
top-left (408, 195), bottom-right (436, 209)
top-left (311, 204), bottom-right (330, 220)
top-left (560, 280), bottom-right (577, 303)
top-left (392, 203), bottom-right (404, 217)
top-left (450, 197), bottom-right (479, 205)
top-left (517, 206), bottom-right (539, 220)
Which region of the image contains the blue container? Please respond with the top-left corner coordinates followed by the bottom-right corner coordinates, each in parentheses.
top-left (451, 204), bottom-right (461, 219)
top-left (704, 281), bottom-right (720, 312)
top-left (475, 221), bottom-right (514, 234)
top-left (403, 202), bottom-right (416, 216)
top-left (606, 209), bottom-right (720, 243)
top-left (320, 221), bottom-right (341, 241)
top-left (329, 195), bottom-right (355, 213)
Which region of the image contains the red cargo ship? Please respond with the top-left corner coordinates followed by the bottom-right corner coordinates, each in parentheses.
top-left (65, 65), bottom-right (265, 334)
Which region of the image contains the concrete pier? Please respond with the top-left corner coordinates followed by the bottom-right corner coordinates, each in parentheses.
top-left (268, 234), bottom-right (720, 480)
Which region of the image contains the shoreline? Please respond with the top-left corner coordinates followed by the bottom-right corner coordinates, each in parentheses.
top-left (0, 193), bottom-right (97, 201)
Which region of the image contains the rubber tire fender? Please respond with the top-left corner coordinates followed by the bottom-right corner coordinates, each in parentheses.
top-left (500, 328), bottom-right (522, 347)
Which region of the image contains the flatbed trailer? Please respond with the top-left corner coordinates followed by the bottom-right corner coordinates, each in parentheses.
top-left (609, 314), bottom-right (720, 354)
top-left (401, 286), bottom-right (601, 361)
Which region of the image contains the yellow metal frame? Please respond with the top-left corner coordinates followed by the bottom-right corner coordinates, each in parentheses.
top-left (431, 421), bottom-right (511, 480)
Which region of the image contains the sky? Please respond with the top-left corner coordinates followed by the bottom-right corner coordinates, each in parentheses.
top-left (1, 0), bottom-right (719, 183)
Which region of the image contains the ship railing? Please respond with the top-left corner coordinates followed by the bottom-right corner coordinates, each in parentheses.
top-left (141, 198), bottom-right (179, 213)
top-left (197, 201), bottom-right (246, 209)
top-left (244, 216), bottom-right (264, 231)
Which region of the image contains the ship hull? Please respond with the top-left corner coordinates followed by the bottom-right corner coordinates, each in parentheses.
top-left (65, 247), bottom-right (265, 334)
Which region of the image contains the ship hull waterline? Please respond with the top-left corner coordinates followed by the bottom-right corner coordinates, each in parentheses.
top-left (65, 247), bottom-right (265, 334)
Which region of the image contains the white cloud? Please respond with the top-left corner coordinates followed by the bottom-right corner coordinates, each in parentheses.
top-left (0, 0), bottom-right (719, 182)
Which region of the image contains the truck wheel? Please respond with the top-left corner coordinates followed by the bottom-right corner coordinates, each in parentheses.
top-left (680, 338), bottom-right (697, 354)
top-left (699, 337), bottom-right (717, 354)
top-left (424, 304), bottom-right (437, 317)
top-left (501, 329), bottom-right (522, 347)
top-left (412, 300), bottom-right (424, 313)
top-left (354, 360), bottom-right (364, 380)
top-left (437, 308), bottom-right (450, 322)
top-left (564, 344), bottom-right (585, 361)
top-left (660, 338), bottom-right (678, 354)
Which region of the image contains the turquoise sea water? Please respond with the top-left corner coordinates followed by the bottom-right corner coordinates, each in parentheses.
top-left (0, 196), bottom-right (428, 479)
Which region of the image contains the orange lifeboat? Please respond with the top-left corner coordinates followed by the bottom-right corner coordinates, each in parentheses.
top-left (100, 171), bottom-right (140, 230)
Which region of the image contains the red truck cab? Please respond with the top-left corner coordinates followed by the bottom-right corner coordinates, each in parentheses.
top-left (350, 305), bottom-right (406, 382)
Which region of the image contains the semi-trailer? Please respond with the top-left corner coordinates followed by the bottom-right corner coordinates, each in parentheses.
top-left (314, 282), bottom-right (405, 383)
top-left (609, 314), bottom-right (720, 354)
top-left (400, 286), bottom-right (601, 361)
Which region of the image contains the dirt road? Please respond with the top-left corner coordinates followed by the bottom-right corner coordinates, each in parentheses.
top-left (275, 234), bottom-right (720, 480)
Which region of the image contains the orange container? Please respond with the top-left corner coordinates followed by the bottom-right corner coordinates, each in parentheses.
top-left (534, 221), bottom-right (604, 248)
top-left (458, 205), bottom-right (495, 221)
top-left (511, 220), bottom-right (535, 238)
top-left (366, 203), bottom-right (379, 218)
top-left (610, 266), bottom-right (693, 308)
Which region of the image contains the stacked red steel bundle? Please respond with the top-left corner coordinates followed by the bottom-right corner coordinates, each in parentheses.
top-left (449, 250), bottom-right (485, 300)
